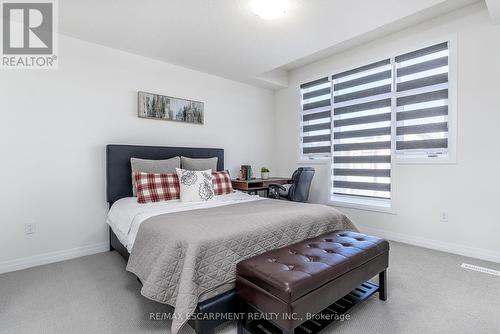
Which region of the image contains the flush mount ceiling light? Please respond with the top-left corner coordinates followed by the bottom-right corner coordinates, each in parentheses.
top-left (250, 0), bottom-right (288, 20)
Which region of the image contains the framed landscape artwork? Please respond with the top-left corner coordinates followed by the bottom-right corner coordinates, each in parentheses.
top-left (138, 91), bottom-right (204, 125)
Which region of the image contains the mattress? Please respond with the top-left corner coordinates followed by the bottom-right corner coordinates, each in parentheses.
top-left (106, 191), bottom-right (265, 252)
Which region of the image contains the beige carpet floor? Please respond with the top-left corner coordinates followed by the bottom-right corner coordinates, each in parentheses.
top-left (1, 241), bottom-right (499, 334)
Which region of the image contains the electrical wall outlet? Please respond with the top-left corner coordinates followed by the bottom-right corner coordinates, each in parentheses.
top-left (24, 222), bottom-right (36, 235)
top-left (439, 212), bottom-right (449, 222)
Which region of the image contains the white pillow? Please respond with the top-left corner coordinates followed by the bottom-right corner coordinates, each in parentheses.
top-left (176, 168), bottom-right (214, 202)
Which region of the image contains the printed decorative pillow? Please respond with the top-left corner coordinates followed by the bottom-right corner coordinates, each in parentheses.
top-left (134, 172), bottom-right (180, 204)
top-left (176, 168), bottom-right (214, 202)
top-left (212, 170), bottom-right (233, 195)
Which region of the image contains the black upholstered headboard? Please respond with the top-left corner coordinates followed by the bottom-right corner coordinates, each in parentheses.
top-left (106, 144), bottom-right (224, 204)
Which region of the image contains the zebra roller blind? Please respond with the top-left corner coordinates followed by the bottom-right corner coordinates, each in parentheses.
top-left (331, 59), bottom-right (392, 200)
top-left (300, 77), bottom-right (332, 158)
top-left (395, 42), bottom-right (449, 156)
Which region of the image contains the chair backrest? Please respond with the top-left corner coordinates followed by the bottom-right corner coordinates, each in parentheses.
top-left (288, 167), bottom-right (315, 202)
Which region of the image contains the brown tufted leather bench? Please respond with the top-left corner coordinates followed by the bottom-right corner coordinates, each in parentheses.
top-left (236, 230), bottom-right (389, 334)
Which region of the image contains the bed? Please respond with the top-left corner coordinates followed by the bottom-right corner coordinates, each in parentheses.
top-left (106, 144), bottom-right (356, 334)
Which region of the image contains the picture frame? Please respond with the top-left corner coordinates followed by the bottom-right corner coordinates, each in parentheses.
top-left (138, 91), bottom-right (204, 125)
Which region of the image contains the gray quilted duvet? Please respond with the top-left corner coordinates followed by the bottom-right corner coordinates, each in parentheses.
top-left (126, 199), bottom-right (355, 333)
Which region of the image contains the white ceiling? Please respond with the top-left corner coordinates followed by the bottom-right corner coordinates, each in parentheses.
top-left (59, 0), bottom-right (479, 88)
top-left (485, 0), bottom-right (500, 24)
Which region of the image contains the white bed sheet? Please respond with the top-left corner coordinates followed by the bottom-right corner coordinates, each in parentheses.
top-left (107, 191), bottom-right (264, 252)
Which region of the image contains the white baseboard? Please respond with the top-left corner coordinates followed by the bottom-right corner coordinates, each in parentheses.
top-left (0, 242), bottom-right (109, 274)
top-left (357, 225), bottom-right (500, 264)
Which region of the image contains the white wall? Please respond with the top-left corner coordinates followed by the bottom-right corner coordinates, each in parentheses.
top-left (273, 3), bottom-right (500, 262)
top-left (0, 35), bottom-right (275, 271)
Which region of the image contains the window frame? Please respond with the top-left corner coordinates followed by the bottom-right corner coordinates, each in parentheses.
top-left (328, 58), bottom-right (395, 212)
top-left (394, 37), bottom-right (457, 165)
top-left (298, 76), bottom-right (333, 163)
top-left (297, 37), bottom-right (457, 212)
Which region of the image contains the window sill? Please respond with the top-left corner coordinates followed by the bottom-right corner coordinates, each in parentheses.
top-left (328, 196), bottom-right (395, 214)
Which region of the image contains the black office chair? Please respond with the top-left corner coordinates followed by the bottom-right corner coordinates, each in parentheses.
top-left (268, 167), bottom-right (315, 202)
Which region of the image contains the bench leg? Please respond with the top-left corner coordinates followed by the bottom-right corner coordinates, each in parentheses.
top-left (109, 232), bottom-right (115, 251)
top-left (237, 299), bottom-right (248, 334)
top-left (378, 270), bottom-right (387, 301)
top-left (237, 320), bottom-right (244, 334)
top-left (192, 319), bottom-right (214, 334)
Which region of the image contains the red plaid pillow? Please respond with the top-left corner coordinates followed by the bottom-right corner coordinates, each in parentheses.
top-left (212, 170), bottom-right (233, 195)
top-left (134, 172), bottom-right (180, 204)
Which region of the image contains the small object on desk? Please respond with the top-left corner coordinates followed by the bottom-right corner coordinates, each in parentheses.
top-left (241, 165), bottom-right (252, 180)
top-left (260, 167), bottom-right (270, 180)
top-left (232, 177), bottom-right (291, 196)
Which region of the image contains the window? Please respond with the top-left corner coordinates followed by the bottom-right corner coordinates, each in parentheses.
top-left (395, 42), bottom-right (449, 158)
top-left (300, 77), bottom-right (332, 160)
top-left (331, 59), bottom-right (392, 204)
top-left (299, 41), bottom-right (453, 209)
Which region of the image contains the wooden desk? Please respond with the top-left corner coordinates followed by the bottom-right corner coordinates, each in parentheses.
top-left (232, 177), bottom-right (291, 195)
